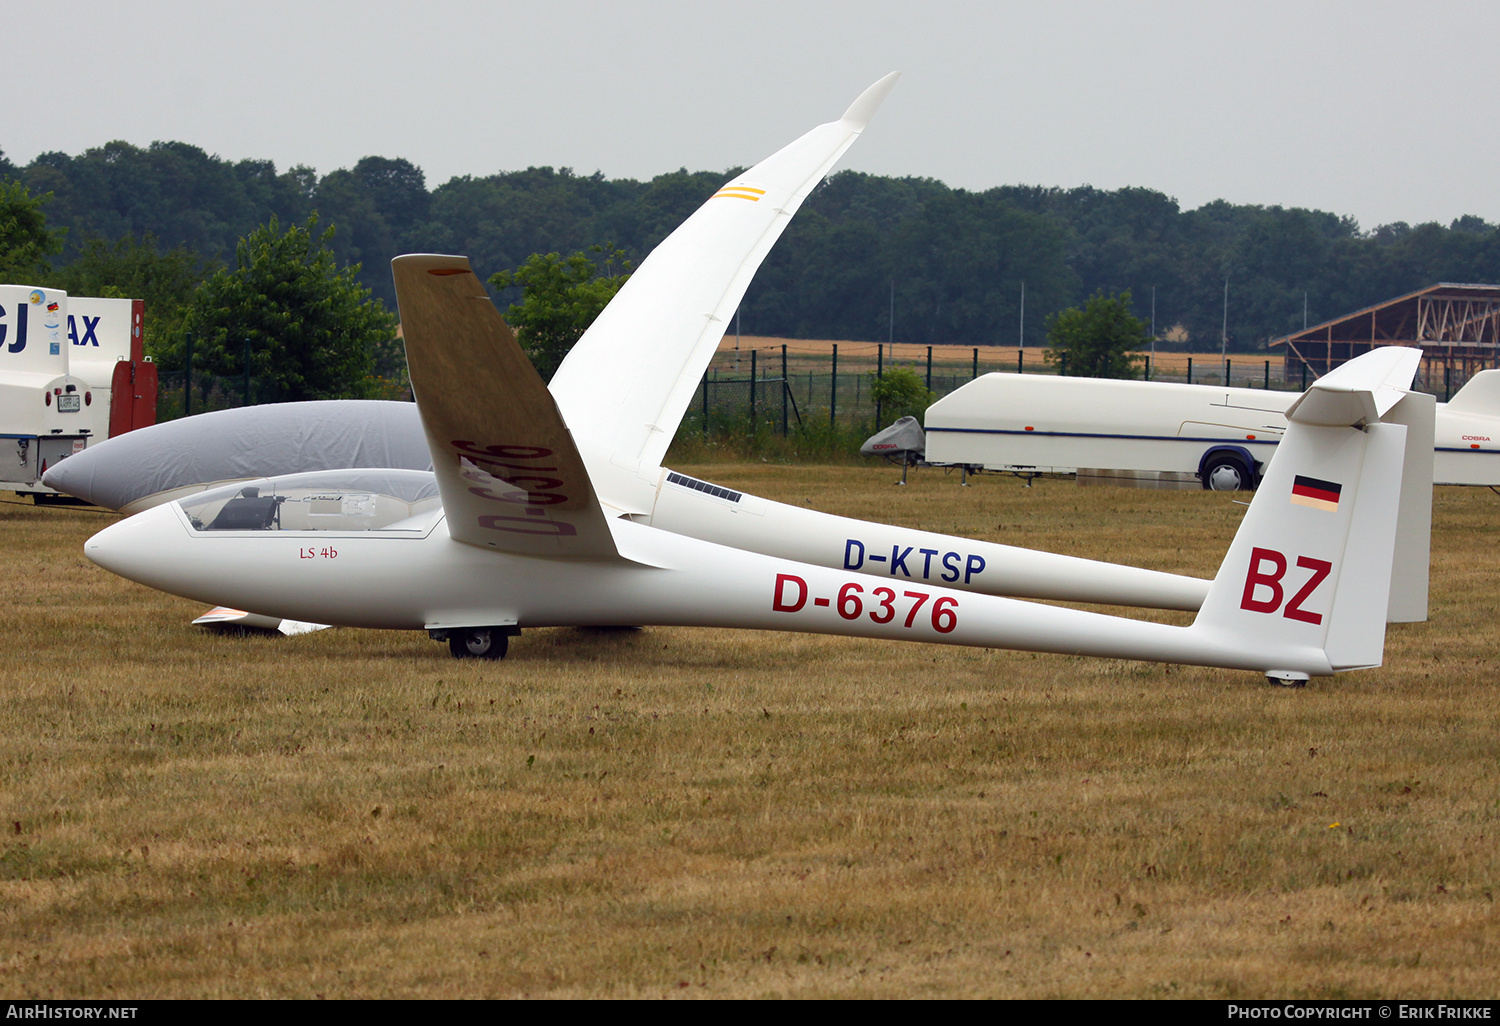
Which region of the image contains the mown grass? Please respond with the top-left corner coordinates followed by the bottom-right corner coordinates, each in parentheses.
top-left (0, 472), bottom-right (1497, 999)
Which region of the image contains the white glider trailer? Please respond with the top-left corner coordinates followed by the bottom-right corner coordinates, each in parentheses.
top-left (922, 371), bottom-right (1500, 491)
top-left (0, 285), bottom-right (156, 500)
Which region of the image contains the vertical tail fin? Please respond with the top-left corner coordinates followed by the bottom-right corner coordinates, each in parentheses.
top-left (1191, 349), bottom-right (1420, 682)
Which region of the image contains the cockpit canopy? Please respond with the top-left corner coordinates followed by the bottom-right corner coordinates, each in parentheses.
top-left (179, 469), bottom-right (441, 533)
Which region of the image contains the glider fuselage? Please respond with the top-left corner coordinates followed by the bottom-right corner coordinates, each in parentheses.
top-left (83, 490), bottom-right (1325, 675)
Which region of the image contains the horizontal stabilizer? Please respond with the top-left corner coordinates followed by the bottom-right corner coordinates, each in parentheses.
top-left (1287, 347), bottom-right (1420, 426)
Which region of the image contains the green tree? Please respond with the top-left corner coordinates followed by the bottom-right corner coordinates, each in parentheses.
top-left (313, 156), bottom-right (430, 307)
top-left (48, 233), bottom-right (210, 358)
top-left (0, 179), bottom-right (61, 281)
top-left (868, 366), bottom-right (935, 423)
top-left (1044, 290), bottom-right (1150, 378)
top-left (21, 141), bottom-right (315, 266)
top-left (488, 244), bottom-right (631, 379)
top-left (176, 214), bottom-right (394, 400)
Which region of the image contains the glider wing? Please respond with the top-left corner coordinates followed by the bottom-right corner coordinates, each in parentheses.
top-left (548, 72), bottom-right (900, 474)
top-left (393, 254), bottom-right (619, 559)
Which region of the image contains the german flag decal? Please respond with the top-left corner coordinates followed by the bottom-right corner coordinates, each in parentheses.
top-left (1290, 475), bottom-right (1342, 512)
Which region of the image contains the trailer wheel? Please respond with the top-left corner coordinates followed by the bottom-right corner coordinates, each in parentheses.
top-left (448, 628), bottom-right (508, 660)
top-left (1202, 453), bottom-right (1254, 491)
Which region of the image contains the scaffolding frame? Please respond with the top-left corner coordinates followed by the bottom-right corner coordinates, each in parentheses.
top-left (1272, 283), bottom-right (1500, 396)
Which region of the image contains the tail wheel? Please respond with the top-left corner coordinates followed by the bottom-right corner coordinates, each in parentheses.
top-left (449, 628), bottom-right (508, 660)
top-left (1202, 453), bottom-right (1254, 491)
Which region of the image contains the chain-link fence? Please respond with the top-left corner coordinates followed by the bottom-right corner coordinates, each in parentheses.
top-left (155, 370), bottom-right (411, 420)
top-left (684, 368), bottom-right (1004, 436)
top-left (155, 371), bottom-right (287, 420)
top-left (684, 343), bottom-right (1326, 438)
top-left (152, 340), bottom-right (1471, 431)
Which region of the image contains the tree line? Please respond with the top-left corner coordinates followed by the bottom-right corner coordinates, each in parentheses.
top-left (7, 138), bottom-right (1500, 358)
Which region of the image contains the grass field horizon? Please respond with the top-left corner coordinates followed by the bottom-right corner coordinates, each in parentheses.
top-left (2, 468), bottom-right (1496, 998)
top-left (713, 335), bottom-right (1298, 387)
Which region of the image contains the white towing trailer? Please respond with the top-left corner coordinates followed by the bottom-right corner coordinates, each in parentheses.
top-left (0, 285), bottom-right (155, 499)
top-left (923, 371), bottom-right (1500, 490)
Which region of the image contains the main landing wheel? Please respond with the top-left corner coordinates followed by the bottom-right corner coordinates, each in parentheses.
top-left (1202, 453), bottom-right (1254, 492)
top-left (448, 627), bottom-right (508, 660)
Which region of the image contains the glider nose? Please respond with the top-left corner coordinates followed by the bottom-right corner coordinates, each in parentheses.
top-left (85, 503), bottom-right (184, 588)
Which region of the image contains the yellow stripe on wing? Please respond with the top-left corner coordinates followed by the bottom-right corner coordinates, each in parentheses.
top-left (712, 185), bottom-right (766, 201)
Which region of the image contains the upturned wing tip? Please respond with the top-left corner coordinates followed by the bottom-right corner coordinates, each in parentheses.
top-left (840, 71), bottom-right (901, 129)
top-left (392, 253), bottom-right (473, 274)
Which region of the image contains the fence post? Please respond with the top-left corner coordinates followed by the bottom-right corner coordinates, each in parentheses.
top-left (1224, 358), bottom-right (1230, 387)
top-left (749, 349), bottom-right (757, 435)
top-left (781, 344), bottom-right (788, 437)
top-left (1264, 360), bottom-right (1270, 389)
top-left (972, 347), bottom-right (978, 379)
top-left (875, 343), bottom-right (883, 428)
top-left (830, 343), bottom-right (838, 430)
top-left (1144, 355), bottom-right (1151, 381)
top-left (1060, 353), bottom-right (1066, 377)
top-left (702, 370), bottom-right (709, 436)
top-left (184, 337), bottom-right (193, 417)
top-left (926, 346), bottom-right (932, 392)
top-left (1301, 361), bottom-right (1308, 391)
top-left (1187, 357), bottom-right (1193, 384)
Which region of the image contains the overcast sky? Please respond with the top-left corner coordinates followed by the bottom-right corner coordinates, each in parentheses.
top-left (12, 0), bottom-right (1499, 231)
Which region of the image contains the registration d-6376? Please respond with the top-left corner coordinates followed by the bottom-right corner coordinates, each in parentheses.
top-left (771, 573), bottom-right (957, 633)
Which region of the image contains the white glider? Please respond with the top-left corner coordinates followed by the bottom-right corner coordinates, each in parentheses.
top-left (85, 246), bottom-right (1417, 682)
top-left (70, 75), bottom-right (1425, 680)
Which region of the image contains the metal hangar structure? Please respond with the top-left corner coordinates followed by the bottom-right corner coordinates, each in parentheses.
top-left (1271, 283), bottom-right (1500, 396)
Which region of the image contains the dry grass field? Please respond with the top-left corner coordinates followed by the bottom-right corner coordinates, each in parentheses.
top-left (714, 335), bottom-right (1292, 388)
top-left (2, 468), bottom-right (1497, 999)
top-left (713, 336), bottom-right (1051, 378)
